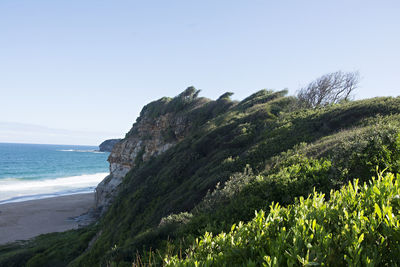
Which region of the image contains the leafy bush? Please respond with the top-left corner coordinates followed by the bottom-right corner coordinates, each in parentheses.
top-left (166, 172), bottom-right (400, 266)
top-left (192, 166), bottom-right (255, 214)
top-left (159, 212), bottom-right (194, 227)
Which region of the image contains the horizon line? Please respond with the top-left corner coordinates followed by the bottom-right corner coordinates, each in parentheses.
top-left (0, 141), bottom-right (101, 147)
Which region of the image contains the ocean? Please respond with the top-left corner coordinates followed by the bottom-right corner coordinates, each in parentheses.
top-left (0, 143), bottom-right (109, 204)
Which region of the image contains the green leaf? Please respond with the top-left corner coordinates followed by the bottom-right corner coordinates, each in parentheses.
top-left (375, 203), bottom-right (382, 219)
top-left (373, 186), bottom-right (381, 195)
top-left (358, 233), bottom-right (364, 244)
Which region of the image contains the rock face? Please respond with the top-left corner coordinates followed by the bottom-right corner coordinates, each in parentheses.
top-left (95, 88), bottom-right (203, 214)
top-left (99, 139), bottom-right (121, 152)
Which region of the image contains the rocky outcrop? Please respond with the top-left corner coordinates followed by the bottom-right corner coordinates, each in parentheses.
top-left (95, 88), bottom-right (204, 214)
top-left (99, 139), bottom-right (121, 152)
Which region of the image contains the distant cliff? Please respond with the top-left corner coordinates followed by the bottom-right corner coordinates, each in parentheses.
top-left (99, 139), bottom-right (121, 152)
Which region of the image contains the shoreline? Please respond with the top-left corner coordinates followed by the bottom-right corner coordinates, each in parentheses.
top-left (0, 172), bottom-right (108, 205)
top-left (0, 189), bottom-right (97, 205)
top-left (0, 193), bottom-right (95, 245)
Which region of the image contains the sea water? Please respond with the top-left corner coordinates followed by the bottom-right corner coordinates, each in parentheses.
top-left (0, 143), bottom-right (109, 204)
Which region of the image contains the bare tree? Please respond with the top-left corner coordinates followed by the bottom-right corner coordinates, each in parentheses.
top-left (297, 71), bottom-right (360, 108)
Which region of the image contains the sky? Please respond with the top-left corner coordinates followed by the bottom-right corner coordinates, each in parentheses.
top-left (1, 0), bottom-right (399, 145)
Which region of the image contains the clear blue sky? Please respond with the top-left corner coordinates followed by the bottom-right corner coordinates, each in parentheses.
top-left (1, 0), bottom-right (399, 145)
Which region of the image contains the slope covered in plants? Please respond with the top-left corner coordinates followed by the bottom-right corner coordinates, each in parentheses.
top-left (0, 90), bottom-right (399, 266)
top-left (71, 91), bottom-right (400, 266)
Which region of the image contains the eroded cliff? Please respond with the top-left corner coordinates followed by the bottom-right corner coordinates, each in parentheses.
top-left (95, 87), bottom-right (211, 214)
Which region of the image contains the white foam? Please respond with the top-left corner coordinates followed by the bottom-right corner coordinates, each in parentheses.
top-left (0, 172), bottom-right (108, 204)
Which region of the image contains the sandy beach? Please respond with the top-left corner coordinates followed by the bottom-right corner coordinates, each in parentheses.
top-left (0, 193), bottom-right (95, 245)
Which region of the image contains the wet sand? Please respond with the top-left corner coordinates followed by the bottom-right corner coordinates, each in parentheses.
top-left (0, 193), bottom-right (94, 245)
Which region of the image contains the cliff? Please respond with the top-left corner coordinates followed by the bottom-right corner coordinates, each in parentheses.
top-left (94, 87), bottom-right (213, 214)
top-left (95, 114), bottom-right (191, 213)
top-left (98, 139), bottom-right (121, 152)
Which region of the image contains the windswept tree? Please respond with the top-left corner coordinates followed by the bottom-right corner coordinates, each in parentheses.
top-left (178, 86), bottom-right (201, 101)
top-left (297, 71), bottom-right (360, 108)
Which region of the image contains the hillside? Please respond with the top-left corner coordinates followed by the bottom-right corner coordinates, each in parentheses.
top-left (0, 88), bottom-right (399, 266)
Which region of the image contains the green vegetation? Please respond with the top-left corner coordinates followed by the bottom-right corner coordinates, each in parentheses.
top-left (166, 172), bottom-right (400, 266)
top-left (0, 88), bottom-right (399, 266)
top-left (0, 227), bottom-right (96, 267)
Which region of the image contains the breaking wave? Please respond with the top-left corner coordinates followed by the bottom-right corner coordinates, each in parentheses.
top-left (0, 172), bottom-right (108, 204)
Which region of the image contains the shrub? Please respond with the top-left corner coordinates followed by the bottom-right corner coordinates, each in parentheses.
top-left (166, 172), bottom-right (400, 266)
